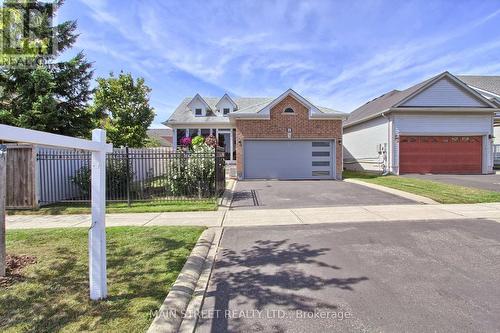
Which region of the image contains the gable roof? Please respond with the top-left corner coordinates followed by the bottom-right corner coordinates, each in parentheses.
top-left (166, 97), bottom-right (273, 125)
top-left (215, 93), bottom-right (238, 110)
top-left (187, 94), bottom-right (211, 110)
top-left (457, 75), bottom-right (500, 97)
top-left (166, 90), bottom-right (346, 125)
top-left (230, 88), bottom-right (346, 119)
top-left (345, 72), bottom-right (497, 127)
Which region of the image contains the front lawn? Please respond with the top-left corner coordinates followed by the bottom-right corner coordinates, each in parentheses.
top-left (0, 226), bottom-right (204, 332)
top-left (8, 199), bottom-right (218, 215)
top-left (344, 170), bottom-right (500, 204)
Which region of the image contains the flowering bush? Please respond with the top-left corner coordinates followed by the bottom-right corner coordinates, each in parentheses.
top-left (204, 134), bottom-right (217, 148)
top-left (180, 136), bottom-right (192, 147)
top-left (167, 143), bottom-right (216, 197)
top-left (192, 135), bottom-right (205, 147)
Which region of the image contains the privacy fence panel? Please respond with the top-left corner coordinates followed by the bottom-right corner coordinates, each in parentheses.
top-left (37, 147), bottom-right (225, 205)
top-left (6, 145), bottom-right (36, 209)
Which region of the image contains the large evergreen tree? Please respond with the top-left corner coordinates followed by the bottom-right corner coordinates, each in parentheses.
top-left (0, 0), bottom-right (96, 137)
top-left (91, 72), bottom-right (155, 147)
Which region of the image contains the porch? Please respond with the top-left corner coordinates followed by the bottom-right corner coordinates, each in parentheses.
top-left (173, 127), bottom-right (237, 164)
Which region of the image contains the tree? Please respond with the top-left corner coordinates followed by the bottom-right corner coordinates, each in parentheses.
top-left (91, 72), bottom-right (155, 147)
top-left (0, 0), bottom-right (95, 137)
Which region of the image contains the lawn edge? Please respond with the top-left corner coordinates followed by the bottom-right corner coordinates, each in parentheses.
top-left (178, 227), bottom-right (223, 333)
top-left (147, 228), bottom-right (221, 333)
top-left (344, 178), bottom-right (439, 205)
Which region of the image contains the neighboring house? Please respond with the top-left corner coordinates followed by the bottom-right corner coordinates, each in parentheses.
top-left (146, 128), bottom-right (173, 147)
top-left (457, 75), bottom-right (500, 144)
top-left (165, 89), bottom-right (346, 179)
top-left (343, 72), bottom-right (499, 175)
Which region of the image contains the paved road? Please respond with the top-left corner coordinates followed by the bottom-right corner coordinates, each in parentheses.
top-left (402, 173), bottom-right (500, 192)
top-left (197, 220), bottom-right (500, 332)
top-left (231, 180), bottom-right (415, 209)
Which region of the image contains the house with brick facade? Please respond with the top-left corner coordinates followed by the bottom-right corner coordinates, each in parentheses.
top-left (165, 89), bottom-right (346, 180)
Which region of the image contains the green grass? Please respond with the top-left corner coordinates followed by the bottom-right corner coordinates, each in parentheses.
top-left (0, 226), bottom-right (204, 332)
top-left (344, 170), bottom-right (500, 204)
top-left (8, 199), bottom-right (218, 215)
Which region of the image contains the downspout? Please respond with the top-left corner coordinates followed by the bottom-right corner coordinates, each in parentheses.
top-left (381, 112), bottom-right (390, 175)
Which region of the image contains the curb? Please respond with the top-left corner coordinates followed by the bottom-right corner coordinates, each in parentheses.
top-left (343, 178), bottom-right (439, 205)
top-left (178, 227), bottom-right (223, 333)
top-left (147, 228), bottom-right (218, 333)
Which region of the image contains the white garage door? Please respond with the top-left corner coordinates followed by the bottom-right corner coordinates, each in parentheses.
top-left (243, 140), bottom-right (335, 179)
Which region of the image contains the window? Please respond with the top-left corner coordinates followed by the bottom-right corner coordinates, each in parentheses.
top-left (312, 161), bottom-right (330, 166)
top-left (189, 129), bottom-right (199, 138)
top-left (176, 129), bottom-right (186, 146)
top-left (195, 108), bottom-right (202, 116)
top-left (312, 171), bottom-right (330, 176)
top-left (200, 129), bottom-right (211, 138)
top-left (312, 151), bottom-right (330, 157)
top-left (223, 108), bottom-right (230, 115)
top-left (284, 107), bottom-right (294, 114)
top-left (312, 141), bottom-right (330, 147)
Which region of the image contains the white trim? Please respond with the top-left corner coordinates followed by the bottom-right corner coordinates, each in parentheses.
top-left (467, 84), bottom-right (500, 99)
top-left (258, 88), bottom-right (321, 115)
top-left (0, 124), bottom-right (112, 152)
top-left (394, 72), bottom-right (497, 108)
top-left (215, 93), bottom-right (238, 110)
top-left (187, 93), bottom-right (211, 110)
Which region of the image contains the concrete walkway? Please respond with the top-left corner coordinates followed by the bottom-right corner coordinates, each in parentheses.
top-left (6, 203), bottom-right (500, 229)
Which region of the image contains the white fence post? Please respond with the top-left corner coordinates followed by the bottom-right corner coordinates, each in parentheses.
top-left (89, 129), bottom-right (108, 300)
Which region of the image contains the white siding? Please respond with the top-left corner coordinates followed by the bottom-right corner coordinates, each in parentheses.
top-left (393, 114), bottom-right (492, 134)
top-left (495, 126), bottom-right (500, 145)
top-left (188, 98), bottom-right (209, 116)
top-left (401, 77), bottom-right (488, 107)
top-left (216, 98), bottom-right (235, 116)
top-left (343, 116), bottom-right (389, 172)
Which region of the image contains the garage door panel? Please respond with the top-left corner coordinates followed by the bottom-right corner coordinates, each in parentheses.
top-left (244, 140), bottom-right (335, 179)
top-left (399, 136), bottom-right (482, 174)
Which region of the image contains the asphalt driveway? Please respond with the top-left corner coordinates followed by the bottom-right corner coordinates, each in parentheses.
top-left (196, 219), bottom-right (500, 333)
top-left (402, 173), bottom-right (500, 192)
top-left (230, 180), bottom-right (415, 209)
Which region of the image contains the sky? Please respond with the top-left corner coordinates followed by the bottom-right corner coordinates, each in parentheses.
top-left (58, 0), bottom-right (500, 128)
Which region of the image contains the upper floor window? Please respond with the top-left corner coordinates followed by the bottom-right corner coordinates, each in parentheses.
top-left (223, 108), bottom-right (230, 115)
top-left (284, 107), bottom-right (294, 114)
top-left (195, 108), bottom-right (202, 116)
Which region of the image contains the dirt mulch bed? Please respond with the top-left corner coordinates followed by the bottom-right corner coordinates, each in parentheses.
top-left (0, 254), bottom-right (37, 288)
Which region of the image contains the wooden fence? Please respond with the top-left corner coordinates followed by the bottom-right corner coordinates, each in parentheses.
top-left (5, 144), bottom-right (36, 209)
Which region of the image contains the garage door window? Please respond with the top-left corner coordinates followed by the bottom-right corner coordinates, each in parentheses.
top-left (312, 161), bottom-right (330, 166)
top-left (312, 171), bottom-right (330, 176)
top-left (312, 141), bottom-right (330, 147)
top-left (312, 151), bottom-right (330, 157)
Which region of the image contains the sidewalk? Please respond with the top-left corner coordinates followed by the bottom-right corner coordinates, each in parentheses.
top-left (6, 203), bottom-right (500, 229)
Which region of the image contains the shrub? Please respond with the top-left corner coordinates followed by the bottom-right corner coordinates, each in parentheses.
top-left (167, 143), bottom-right (216, 197)
top-left (192, 135), bottom-right (205, 147)
top-left (71, 159), bottom-right (134, 199)
top-left (180, 136), bottom-right (192, 147)
top-left (204, 134), bottom-right (217, 148)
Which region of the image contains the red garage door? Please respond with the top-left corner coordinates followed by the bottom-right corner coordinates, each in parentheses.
top-left (399, 136), bottom-right (482, 174)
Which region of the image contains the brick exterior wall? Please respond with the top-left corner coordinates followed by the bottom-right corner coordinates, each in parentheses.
top-left (235, 95), bottom-right (343, 179)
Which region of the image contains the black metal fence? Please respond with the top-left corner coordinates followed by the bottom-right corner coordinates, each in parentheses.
top-left (37, 147), bottom-right (225, 205)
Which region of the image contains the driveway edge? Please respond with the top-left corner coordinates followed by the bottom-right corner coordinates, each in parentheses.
top-left (344, 178), bottom-right (439, 205)
top-left (219, 179), bottom-right (236, 208)
top-left (147, 228), bottom-right (218, 333)
top-left (178, 227), bottom-right (223, 333)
